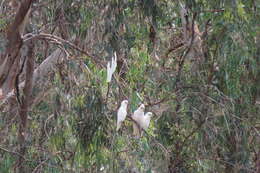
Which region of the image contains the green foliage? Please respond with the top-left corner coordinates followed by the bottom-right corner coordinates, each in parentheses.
top-left (0, 154), bottom-right (15, 173)
top-left (0, 0), bottom-right (259, 172)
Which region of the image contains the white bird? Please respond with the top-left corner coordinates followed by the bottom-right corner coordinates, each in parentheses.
top-left (106, 52), bottom-right (117, 83)
top-left (116, 100), bottom-right (128, 131)
top-left (131, 104), bottom-right (145, 137)
top-left (140, 112), bottom-right (153, 133)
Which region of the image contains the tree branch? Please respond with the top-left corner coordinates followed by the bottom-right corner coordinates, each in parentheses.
top-left (0, 0), bottom-right (33, 95)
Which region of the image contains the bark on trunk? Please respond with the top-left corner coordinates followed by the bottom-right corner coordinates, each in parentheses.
top-left (16, 39), bottom-right (35, 173)
top-left (0, 0), bottom-right (33, 95)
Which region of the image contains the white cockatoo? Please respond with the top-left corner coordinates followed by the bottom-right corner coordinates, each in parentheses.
top-left (106, 52), bottom-right (117, 83)
top-left (131, 104), bottom-right (145, 137)
top-left (116, 100), bottom-right (128, 131)
top-left (140, 112), bottom-right (153, 130)
top-left (139, 112), bottom-right (153, 136)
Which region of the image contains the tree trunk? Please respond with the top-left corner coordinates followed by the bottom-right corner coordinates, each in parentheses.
top-left (16, 40), bottom-right (35, 173)
top-left (0, 0), bottom-right (33, 95)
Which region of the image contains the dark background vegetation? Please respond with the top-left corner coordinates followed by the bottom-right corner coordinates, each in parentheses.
top-left (0, 0), bottom-right (259, 172)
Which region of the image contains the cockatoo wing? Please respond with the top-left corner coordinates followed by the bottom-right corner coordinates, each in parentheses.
top-left (106, 62), bottom-right (112, 83)
top-left (116, 122), bottom-right (122, 131)
top-left (143, 112), bottom-right (153, 129)
top-left (116, 107), bottom-right (127, 131)
top-left (141, 116), bottom-right (149, 130)
top-left (106, 52), bottom-right (118, 83)
top-left (132, 104), bottom-right (145, 137)
top-left (116, 100), bottom-right (128, 131)
top-left (111, 52), bottom-right (117, 73)
top-left (139, 112), bottom-right (153, 137)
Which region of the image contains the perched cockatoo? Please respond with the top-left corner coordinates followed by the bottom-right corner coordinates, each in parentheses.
top-left (116, 100), bottom-right (128, 131)
top-left (106, 52), bottom-right (117, 83)
top-left (140, 112), bottom-right (153, 130)
top-left (131, 104), bottom-right (145, 137)
top-left (139, 112), bottom-right (153, 136)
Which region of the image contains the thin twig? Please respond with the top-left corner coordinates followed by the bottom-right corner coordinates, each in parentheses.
top-left (146, 96), bottom-right (169, 107)
top-left (31, 151), bottom-right (62, 173)
top-left (23, 33), bottom-right (101, 65)
top-left (0, 146), bottom-right (25, 159)
top-left (44, 114), bottom-right (54, 139)
top-left (176, 12), bottom-right (197, 83)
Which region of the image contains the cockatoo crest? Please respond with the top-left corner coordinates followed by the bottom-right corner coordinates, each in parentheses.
top-left (139, 104), bottom-right (145, 110)
top-left (132, 103), bottom-right (145, 137)
top-left (106, 52), bottom-right (117, 83)
top-left (116, 99), bottom-right (128, 131)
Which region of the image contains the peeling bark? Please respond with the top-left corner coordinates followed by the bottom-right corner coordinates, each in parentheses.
top-left (16, 39), bottom-right (34, 173)
top-left (0, 49), bottom-right (65, 113)
top-left (0, 0), bottom-right (33, 96)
